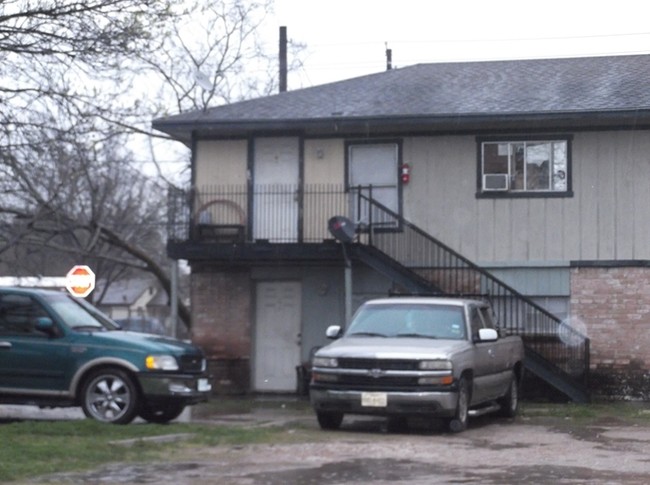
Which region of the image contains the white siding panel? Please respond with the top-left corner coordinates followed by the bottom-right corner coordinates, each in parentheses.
top-left (561, 193), bottom-right (581, 261)
top-left (596, 136), bottom-right (617, 259)
top-left (544, 199), bottom-right (564, 261)
top-left (527, 199), bottom-right (547, 260)
top-left (493, 200), bottom-right (512, 261)
top-left (510, 200), bottom-right (529, 261)
top-left (402, 131), bottom-right (650, 265)
top-left (575, 140), bottom-right (599, 259)
top-left (632, 139), bottom-right (650, 257)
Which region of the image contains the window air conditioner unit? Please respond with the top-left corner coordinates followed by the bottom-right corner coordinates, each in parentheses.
top-left (483, 174), bottom-right (509, 191)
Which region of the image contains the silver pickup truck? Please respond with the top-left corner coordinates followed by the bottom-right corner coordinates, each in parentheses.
top-left (310, 297), bottom-right (524, 432)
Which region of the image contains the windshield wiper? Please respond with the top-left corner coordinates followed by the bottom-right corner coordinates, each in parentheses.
top-left (395, 333), bottom-right (438, 339)
top-left (72, 325), bottom-right (105, 332)
top-left (347, 331), bottom-right (388, 338)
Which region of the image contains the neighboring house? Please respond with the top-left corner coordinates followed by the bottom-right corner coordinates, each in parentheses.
top-left (154, 54), bottom-right (650, 400)
top-left (96, 279), bottom-right (169, 334)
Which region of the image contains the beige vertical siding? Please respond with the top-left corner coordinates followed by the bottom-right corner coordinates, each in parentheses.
top-left (402, 131), bottom-right (650, 263)
top-left (195, 139), bottom-right (248, 186)
top-left (304, 139), bottom-right (345, 185)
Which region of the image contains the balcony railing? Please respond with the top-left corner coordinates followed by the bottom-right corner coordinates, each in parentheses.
top-left (168, 184), bottom-right (349, 244)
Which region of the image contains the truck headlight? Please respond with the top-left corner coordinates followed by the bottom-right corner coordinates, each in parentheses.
top-left (146, 355), bottom-right (179, 371)
top-left (312, 356), bottom-right (338, 368)
top-left (419, 360), bottom-right (452, 370)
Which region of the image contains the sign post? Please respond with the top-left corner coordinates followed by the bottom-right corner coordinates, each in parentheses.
top-left (65, 265), bottom-right (95, 298)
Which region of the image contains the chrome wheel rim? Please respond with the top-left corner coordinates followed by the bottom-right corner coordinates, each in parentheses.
top-left (85, 375), bottom-right (131, 422)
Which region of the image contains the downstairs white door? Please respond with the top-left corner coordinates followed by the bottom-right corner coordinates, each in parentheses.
top-left (253, 281), bottom-right (302, 391)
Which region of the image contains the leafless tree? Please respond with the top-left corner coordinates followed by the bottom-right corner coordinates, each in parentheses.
top-left (0, 0), bottom-right (303, 328)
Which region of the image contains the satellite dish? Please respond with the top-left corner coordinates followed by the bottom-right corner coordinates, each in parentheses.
top-left (328, 216), bottom-right (357, 243)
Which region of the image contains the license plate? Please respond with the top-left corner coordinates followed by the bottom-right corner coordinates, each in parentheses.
top-left (197, 378), bottom-right (212, 392)
top-left (361, 392), bottom-right (387, 407)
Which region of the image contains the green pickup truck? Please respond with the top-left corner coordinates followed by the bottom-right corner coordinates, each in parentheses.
top-left (0, 287), bottom-right (211, 424)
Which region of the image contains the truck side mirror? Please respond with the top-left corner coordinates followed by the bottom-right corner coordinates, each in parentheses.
top-left (325, 325), bottom-right (342, 339)
top-left (35, 317), bottom-right (57, 337)
top-left (477, 328), bottom-right (498, 342)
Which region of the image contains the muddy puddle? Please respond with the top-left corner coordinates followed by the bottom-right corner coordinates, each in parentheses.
top-left (26, 411), bottom-right (650, 485)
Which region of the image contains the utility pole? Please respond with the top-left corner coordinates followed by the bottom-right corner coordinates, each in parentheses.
top-left (279, 26), bottom-right (288, 92)
top-left (385, 43), bottom-right (392, 71)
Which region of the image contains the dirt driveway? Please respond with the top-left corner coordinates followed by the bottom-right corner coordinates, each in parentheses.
top-left (22, 400), bottom-right (650, 485)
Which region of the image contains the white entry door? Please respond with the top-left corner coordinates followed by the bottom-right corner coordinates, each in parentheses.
top-left (253, 137), bottom-right (300, 242)
top-left (348, 143), bottom-right (400, 225)
top-left (253, 281), bottom-right (302, 392)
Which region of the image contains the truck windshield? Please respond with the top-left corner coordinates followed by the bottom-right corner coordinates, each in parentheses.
top-left (346, 303), bottom-right (466, 340)
top-left (44, 293), bottom-right (120, 332)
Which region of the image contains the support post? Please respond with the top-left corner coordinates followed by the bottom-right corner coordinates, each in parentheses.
top-left (342, 243), bottom-right (352, 325)
top-left (170, 260), bottom-right (179, 339)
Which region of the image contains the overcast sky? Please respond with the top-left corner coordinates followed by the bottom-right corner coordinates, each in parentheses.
top-left (264, 0), bottom-right (650, 88)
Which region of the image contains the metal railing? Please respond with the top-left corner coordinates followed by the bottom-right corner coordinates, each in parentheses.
top-left (167, 184), bottom-right (348, 243)
top-left (167, 184), bottom-right (590, 384)
top-left (357, 187), bottom-right (589, 383)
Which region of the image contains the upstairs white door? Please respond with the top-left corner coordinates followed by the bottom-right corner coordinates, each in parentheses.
top-left (253, 137), bottom-right (300, 242)
top-left (348, 143), bottom-right (400, 226)
top-left (253, 281), bottom-right (302, 392)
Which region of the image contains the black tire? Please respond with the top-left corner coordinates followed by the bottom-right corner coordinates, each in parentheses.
top-left (81, 368), bottom-right (140, 424)
top-left (497, 372), bottom-right (519, 418)
top-left (316, 411), bottom-right (343, 430)
top-left (448, 376), bottom-right (470, 433)
top-left (139, 403), bottom-right (186, 424)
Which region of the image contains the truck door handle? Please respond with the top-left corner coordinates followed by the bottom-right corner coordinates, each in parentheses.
top-left (0, 341), bottom-right (12, 350)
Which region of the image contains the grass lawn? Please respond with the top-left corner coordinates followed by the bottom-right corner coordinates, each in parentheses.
top-left (0, 414), bottom-right (303, 482)
top-left (2, 398), bottom-right (650, 482)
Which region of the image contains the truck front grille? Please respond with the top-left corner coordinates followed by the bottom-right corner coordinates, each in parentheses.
top-left (337, 358), bottom-right (419, 371)
top-left (338, 375), bottom-right (420, 387)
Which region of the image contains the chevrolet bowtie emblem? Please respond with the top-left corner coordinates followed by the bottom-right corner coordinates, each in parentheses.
top-left (368, 368), bottom-right (384, 378)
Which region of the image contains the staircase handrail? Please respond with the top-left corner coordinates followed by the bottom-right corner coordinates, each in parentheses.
top-left (356, 186), bottom-right (589, 384)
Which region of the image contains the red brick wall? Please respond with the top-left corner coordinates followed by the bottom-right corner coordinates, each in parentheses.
top-left (571, 266), bottom-right (650, 399)
top-left (191, 268), bottom-right (251, 393)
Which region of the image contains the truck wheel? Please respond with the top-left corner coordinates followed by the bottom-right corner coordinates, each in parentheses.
top-left (497, 372), bottom-right (519, 418)
top-left (139, 403), bottom-right (186, 424)
top-left (448, 376), bottom-right (469, 433)
top-left (316, 411), bottom-right (343, 430)
top-left (81, 368), bottom-right (139, 424)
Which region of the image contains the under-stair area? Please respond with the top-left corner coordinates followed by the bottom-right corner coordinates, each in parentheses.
top-left (349, 189), bottom-right (590, 403)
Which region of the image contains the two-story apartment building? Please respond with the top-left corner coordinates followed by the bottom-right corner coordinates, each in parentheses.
top-left (154, 54), bottom-right (650, 400)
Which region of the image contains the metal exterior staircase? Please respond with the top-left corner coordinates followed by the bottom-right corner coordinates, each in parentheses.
top-left (351, 188), bottom-right (590, 403)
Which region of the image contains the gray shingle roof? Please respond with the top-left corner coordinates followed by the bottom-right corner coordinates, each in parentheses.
top-left (153, 54), bottom-right (650, 141)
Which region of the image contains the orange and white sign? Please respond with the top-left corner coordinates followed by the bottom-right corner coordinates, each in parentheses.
top-left (65, 265), bottom-right (95, 298)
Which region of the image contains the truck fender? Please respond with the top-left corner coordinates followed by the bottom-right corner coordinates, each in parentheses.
top-left (69, 357), bottom-right (140, 397)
